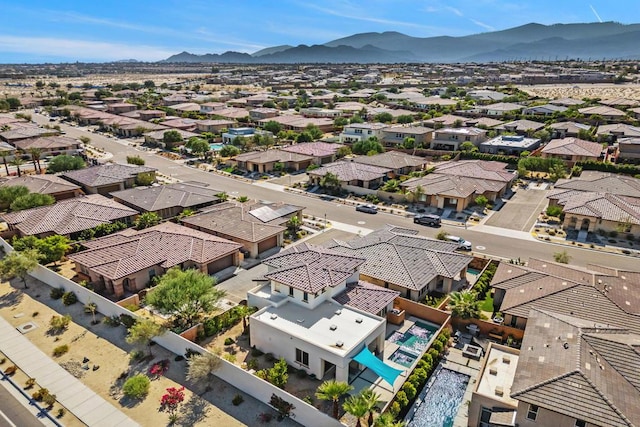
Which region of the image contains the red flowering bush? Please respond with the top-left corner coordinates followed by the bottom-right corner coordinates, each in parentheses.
top-left (149, 359), bottom-right (170, 378)
top-left (160, 386), bottom-right (185, 420)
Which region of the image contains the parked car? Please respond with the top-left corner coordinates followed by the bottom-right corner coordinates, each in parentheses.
top-left (355, 204), bottom-right (378, 214)
top-left (413, 214), bottom-right (441, 227)
top-left (445, 235), bottom-right (472, 251)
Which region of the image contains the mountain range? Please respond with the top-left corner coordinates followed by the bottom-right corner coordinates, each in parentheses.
top-left (163, 22), bottom-right (640, 63)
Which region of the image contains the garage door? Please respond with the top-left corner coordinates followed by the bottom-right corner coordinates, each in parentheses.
top-left (207, 254), bottom-right (234, 274)
top-left (258, 236), bottom-right (278, 253)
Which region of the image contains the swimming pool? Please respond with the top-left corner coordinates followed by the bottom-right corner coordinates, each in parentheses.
top-left (467, 267), bottom-right (482, 275)
top-left (209, 143), bottom-right (224, 151)
top-left (389, 349), bottom-right (417, 367)
top-left (406, 368), bottom-right (470, 427)
top-left (388, 321), bottom-right (439, 355)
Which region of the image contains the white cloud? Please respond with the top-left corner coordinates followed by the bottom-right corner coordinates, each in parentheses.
top-left (0, 36), bottom-right (174, 61)
top-left (469, 19), bottom-right (495, 31)
top-left (445, 6), bottom-right (464, 17)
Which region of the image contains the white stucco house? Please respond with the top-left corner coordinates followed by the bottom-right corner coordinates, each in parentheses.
top-left (248, 243), bottom-right (394, 383)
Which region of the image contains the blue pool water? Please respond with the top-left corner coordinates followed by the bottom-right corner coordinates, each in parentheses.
top-left (209, 143), bottom-right (224, 151)
top-left (467, 267), bottom-right (482, 275)
top-left (408, 369), bottom-right (470, 427)
top-left (388, 321), bottom-right (439, 355)
top-left (390, 349), bottom-right (417, 367)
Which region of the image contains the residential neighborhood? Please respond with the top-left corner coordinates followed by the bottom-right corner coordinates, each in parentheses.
top-left (1, 55), bottom-right (640, 427)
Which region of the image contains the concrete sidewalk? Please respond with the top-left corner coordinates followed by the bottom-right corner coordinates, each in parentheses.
top-left (0, 316), bottom-right (139, 427)
top-left (471, 224), bottom-right (536, 241)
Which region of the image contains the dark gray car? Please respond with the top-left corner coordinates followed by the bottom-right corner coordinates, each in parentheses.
top-left (413, 214), bottom-right (441, 227)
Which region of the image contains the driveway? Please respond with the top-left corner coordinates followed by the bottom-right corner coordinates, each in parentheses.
top-left (484, 187), bottom-right (549, 232)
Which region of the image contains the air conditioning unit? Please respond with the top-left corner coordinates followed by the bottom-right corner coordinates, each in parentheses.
top-left (336, 341), bottom-right (344, 348)
top-left (489, 368), bottom-right (497, 376)
top-left (330, 324), bottom-right (337, 331)
top-left (270, 314), bottom-right (278, 320)
top-left (355, 317), bottom-right (363, 323)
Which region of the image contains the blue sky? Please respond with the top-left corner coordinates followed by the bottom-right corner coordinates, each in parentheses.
top-left (0, 0), bottom-right (636, 63)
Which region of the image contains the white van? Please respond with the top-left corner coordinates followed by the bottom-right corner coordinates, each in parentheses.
top-left (446, 235), bottom-right (472, 251)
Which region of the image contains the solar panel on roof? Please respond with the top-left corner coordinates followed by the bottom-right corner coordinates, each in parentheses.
top-left (249, 205), bottom-right (299, 223)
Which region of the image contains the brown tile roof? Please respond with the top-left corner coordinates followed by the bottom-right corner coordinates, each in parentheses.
top-left (0, 175), bottom-right (80, 195)
top-left (332, 281), bottom-right (399, 314)
top-left (541, 137), bottom-right (603, 157)
top-left (181, 201), bottom-right (300, 243)
top-left (578, 105), bottom-right (627, 117)
top-left (69, 222), bottom-right (241, 280)
top-left (554, 172), bottom-right (640, 198)
top-left (61, 164), bottom-right (157, 188)
top-left (402, 173), bottom-right (506, 198)
top-left (511, 309), bottom-right (640, 427)
top-left (307, 161), bottom-right (390, 182)
top-left (326, 225), bottom-right (471, 291)
top-left (548, 190), bottom-right (640, 225)
top-left (262, 242), bottom-right (366, 293)
top-left (350, 151), bottom-right (428, 170)
top-left (233, 149), bottom-right (314, 164)
top-left (13, 136), bottom-right (79, 151)
top-left (1, 194), bottom-right (137, 236)
top-left (433, 160), bottom-right (516, 183)
top-left (495, 119), bottom-right (545, 132)
top-left (280, 142), bottom-right (344, 157)
top-left (110, 182), bottom-right (220, 213)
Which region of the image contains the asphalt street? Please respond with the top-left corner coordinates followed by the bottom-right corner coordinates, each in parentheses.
top-left (0, 386), bottom-right (46, 427)
top-left (30, 112), bottom-right (637, 271)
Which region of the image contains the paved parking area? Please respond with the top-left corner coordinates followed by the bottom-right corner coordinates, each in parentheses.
top-left (484, 187), bottom-right (549, 232)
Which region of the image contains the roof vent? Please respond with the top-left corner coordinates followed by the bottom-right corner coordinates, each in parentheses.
top-left (355, 317), bottom-right (363, 323)
top-left (330, 324), bottom-right (337, 331)
top-left (335, 309), bottom-right (342, 315)
top-left (495, 386), bottom-right (504, 396)
top-left (489, 368), bottom-right (498, 376)
top-left (270, 314), bottom-right (278, 320)
top-left (297, 318), bottom-right (305, 324)
top-left (563, 342), bottom-right (569, 350)
top-left (336, 341), bottom-right (344, 348)
top-left (502, 356), bottom-right (511, 364)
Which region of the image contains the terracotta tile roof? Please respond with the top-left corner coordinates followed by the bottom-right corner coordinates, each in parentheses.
top-left (280, 142), bottom-right (344, 157)
top-left (326, 225), bottom-right (471, 291)
top-left (262, 242), bottom-right (365, 293)
top-left (233, 149), bottom-right (314, 164)
top-left (351, 151), bottom-right (428, 170)
top-left (332, 281), bottom-right (399, 314)
top-left (13, 136), bottom-right (80, 151)
top-left (549, 190), bottom-right (640, 224)
top-left (307, 161), bottom-right (390, 182)
top-left (181, 200), bottom-right (302, 243)
top-left (402, 173), bottom-right (506, 198)
top-left (554, 172), bottom-right (640, 198)
top-left (541, 137), bottom-right (603, 157)
top-left (62, 164), bottom-right (157, 188)
top-left (495, 119), bottom-right (545, 132)
top-left (578, 105), bottom-right (626, 117)
top-left (110, 182), bottom-right (220, 213)
top-left (69, 222), bottom-right (241, 280)
top-left (597, 124), bottom-right (640, 137)
top-left (1, 194), bottom-right (137, 236)
top-left (511, 309), bottom-right (640, 427)
top-left (432, 160), bottom-right (516, 183)
top-left (0, 174), bottom-right (80, 195)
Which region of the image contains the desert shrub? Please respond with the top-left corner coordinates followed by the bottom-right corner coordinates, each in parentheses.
top-left (119, 314), bottom-right (136, 329)
top-left (24, 377), bottom-right (36, 389)
top-left (0, 358), bottom-right (5, 365)
top-left (49, 314), bottom-right (71, 332)
top-left (421, 353), bottom-right (433, 366)
top-left (246, 358), bottom-right (259, 370)
top-left (232, 394), bottom-right (244, 406)
top-left (402, 382), bottom-right (417, 400)
top-left (32, 311), bottom-right (39, 317)
top-left (546, 205), bottom-right (563, 217)
top-left (4, 365), bottom-right (17, 375)
top-left (431, 340), bottom-right (444, 354)
top-left (184, 348), bottom-right (201, 359)
top-left (224, 337), bottom-right (235, 346)
top-left (52, 345), bottom-right (69, 357)
top-left (61, 291), bottom-right (77, 306)
top-left (42, 393), bottom-right (56, 407)
top-left (122, 374), bottom-right (150, 399)
top-left (50, 287), bottom-right (65, 299)
top-left (56, 408), bottom-right (66, 418)
top-left (32, 387), bottom-right (50, 401)
top-left (395, 390), bottom-right (409, 408)
top-left (224, 353), bottom-right (236, 363)
top-left (389, 401), bottom-right (401, 417)
top-left (411, 368), bottom-right (428, 385)
top-left (103, 315), bottom-right (121, 327)
top-left (428, 348), bottom-right (440, 361)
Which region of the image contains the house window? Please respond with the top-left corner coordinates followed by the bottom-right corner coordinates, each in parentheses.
top-left (289, 286), bottom-right (294, 297)
top-left (295, 348), bottom-right (309, 367)
top-left (526, 404), bottom-right (539, 421)
top-left (355, 129), bottom-right (363, 134)
top-left (575, 420), bottom-right (586, 427)
top-left (303, 292), bottom-right (309, 303)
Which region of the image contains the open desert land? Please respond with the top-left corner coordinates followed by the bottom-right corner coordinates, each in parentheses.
top-left (519, 82), bottom-right (640, 100)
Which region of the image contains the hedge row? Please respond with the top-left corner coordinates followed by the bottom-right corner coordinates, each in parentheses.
top-left (458, 151), bottom-right (518, 165)
top-left (388, 329), bottom-right (451, 419)
top-left (576, 160), bottom-right (640, 176)
top-left (472, 261), bottom-right (498, 300)
top-left (202, 306), bottom-right (256, 337)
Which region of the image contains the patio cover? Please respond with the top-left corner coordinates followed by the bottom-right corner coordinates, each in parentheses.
top-left (353, 347), bottom-right (403, 386)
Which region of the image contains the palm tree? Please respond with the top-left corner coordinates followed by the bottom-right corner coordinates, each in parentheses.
top-left (316, 380), bottom-right (353, 419)
top-left (361, 389), bottom-right (381, 425)
top-left (374, 412), bottom-right (407, 427)
top-left (27, 148), bottom-right (42, 174)
top-left (448, 291), bottom-right (481, 319)
top-left (0, 150), bottom-right (11, 175)
top-left (9, 157), bottom-right (25, 177)
top-left (343, 394), bottom-right (368, 427)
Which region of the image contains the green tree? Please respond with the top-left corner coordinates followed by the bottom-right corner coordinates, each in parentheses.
top-left (12, 235), bottom-right (70, 265)
top-left (319, 172), bottom-right (341, 195)
top-left (343, 394), bottom-right (369, 427)
top-left (296, 132), bottom-right (313, 143)
top-left (375, 413), bottom-right (407, 427)
top-left (266, 358), bottom-right (289, 389)
top-left (27, 148), bottom-right (43, 174)
top-left (360, 389), bottom-right (381, 426)
top-left (374, 112), bottom-right (393, 123)
top-left (396, 115), bottom-right (414, 124)
top-left (553, 250), bottom-right (571, 264)
top-left (316, 380), bottom-right (353, 419)
top-left (0, 249), bottom-right (40, 288)
top-left (126, 155), bottom-right (145, 166)
top-left (219, 145), bottom-right (240, 157)
top-left (286, 216), bottom-right (301, 235)
top-left (336, 146), bottom-right (352, 158)
top-left (5, 98), bottom-right (21, 110)
top-left (144, 80), bottom-right (155, 89)
top-left (162, 130), bottom-right (183, 149)
top-left (0, 185), bottom-right (29, 210)
top-left (186, 137), bottom-right (210, 158)
top-left (381, 179), bottom-right (400, 193)
top-left (352, 138), bottom-right (384, 155)
top-left (215, 192), bottom-right (228, 201)
top-left (9, 157), bottom-right (25, 177)
top-left (460, 141), bottom-right (477, 152)
top-left (548, 163), bottom-right (567, 183)
top-left (125, 318), bottom-right (166, 356)
top-left (135, 172), bottom-right (155, 186)
top-left (134, 212), bottom-right (160, 230)
top-left (10, 193), bottom-right (55, 212)
top-left (305, 124), bottom-right (324, 140)
top-left (448, 291), bottom-right (481, 319)
top-left (0, 150), bottom-right (12, 175)
top-left (145, 267), bottom-right (225, 329)
top-left (47, 155), bottom-right (85, 173)
top-left (474, 195), bottom-right (489, 207)
top-left (263, 120), bottom-right (282, 134)
top-left (186, 352), bottom-right (221, 388)
top-left (334, 117), bottom-right (348, 128)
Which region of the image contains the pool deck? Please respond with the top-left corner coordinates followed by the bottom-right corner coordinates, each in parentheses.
top-left (440, 338), bottom-right (483, 427)
top-left (348, 316), bottom-right (441, 408)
